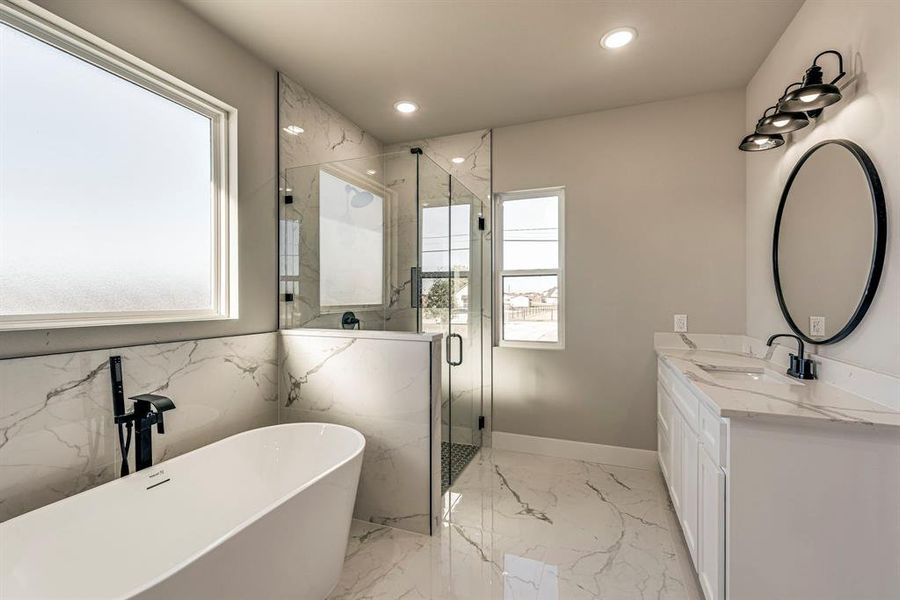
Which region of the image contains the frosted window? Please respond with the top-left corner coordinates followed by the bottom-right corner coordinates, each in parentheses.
top-left (502, 196), bottom-right (559, 270)
top-left (319, 170), bottom-right (383, 307)
top-left (0, 23), bottom-right (214, 317)
top-left (279, 220), bottom-right (300, 277)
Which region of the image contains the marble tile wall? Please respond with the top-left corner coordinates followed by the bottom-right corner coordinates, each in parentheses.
top-left (279, 74), bottom-right (384, 171)
top-left (279, 329), bottom-right (440, 535)
top-left (279, 73), bottom-right (432, 333)
top-left (0, 333), bottom-right (277, 522)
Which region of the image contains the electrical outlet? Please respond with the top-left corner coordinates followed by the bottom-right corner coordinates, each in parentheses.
top-left (810, 316), bottom-right (825, 337)
top-left (674, 314), bottom-right (688, 333)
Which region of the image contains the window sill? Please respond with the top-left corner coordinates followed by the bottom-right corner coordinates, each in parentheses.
top-left (497, 340), bottom-right (565, 350)
top-left (0, 310), bottom-right (238, 332)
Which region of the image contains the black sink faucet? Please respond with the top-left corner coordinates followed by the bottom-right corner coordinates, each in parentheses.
top-left (130, 394), bottom-right (176, 471)
top-left (766, 334), bottom-right (817, 380)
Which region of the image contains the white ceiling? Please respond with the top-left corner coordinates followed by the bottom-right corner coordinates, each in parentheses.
top-left (181, 0), bottom-right (802, 143)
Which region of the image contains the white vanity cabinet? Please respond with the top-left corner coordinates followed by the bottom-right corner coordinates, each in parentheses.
top-left (658, 359), bottom-right (725, 600)
top-left (656, 352), bottom-right (900, 600)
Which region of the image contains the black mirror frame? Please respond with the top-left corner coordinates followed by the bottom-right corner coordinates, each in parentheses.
top-left (773, 139), bottom-right (887, 345)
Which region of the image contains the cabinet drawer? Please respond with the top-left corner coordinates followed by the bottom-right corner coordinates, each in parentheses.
top-left (659, 361), bottom-right (699, 434)
top-left (698, 400), bottom-right (726, 468)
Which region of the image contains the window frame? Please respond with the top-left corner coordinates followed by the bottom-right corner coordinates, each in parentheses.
top-left (495, 186), bottom-right (565, 349)
top-left (0, 0), bottom-right (239, 331)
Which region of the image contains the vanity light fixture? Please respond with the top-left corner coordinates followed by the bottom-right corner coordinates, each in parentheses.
top-left (778, 50), bottom-right (845, 116)
top-left (394, 100), bottom-right (418, 114)
top-left (282, 125), bottom-right (304, 135)
top-left (451, 157), bottom-right (465, 164)
top-left (742, 49), bottom-right (845, 152)
top-left (600, 27), bottom-right (637, 49)
top-left (756, 86), bottom-right (810, 135)
top-left (739, 132), bottom-right (784, 152)
top-left (740, 109), bottom-right (786, 151)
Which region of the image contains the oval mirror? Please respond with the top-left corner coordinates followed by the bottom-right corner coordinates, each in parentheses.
top-left (774, 139), bottom-right (886, 344)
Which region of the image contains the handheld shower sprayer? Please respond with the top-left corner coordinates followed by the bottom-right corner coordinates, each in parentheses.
top-left (109, 356), bottom-right (133, 477)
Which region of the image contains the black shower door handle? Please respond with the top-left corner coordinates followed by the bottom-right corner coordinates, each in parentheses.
top-left (447, 333), bottom-right (463, 366)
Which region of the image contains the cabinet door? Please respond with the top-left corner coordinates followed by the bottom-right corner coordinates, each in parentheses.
top-left (698, 448), bottom-right (725, 600)
top-left (658, 384), bottom-right (673, 485)
top-left (669, 408), bottom-right (683, 516)
top-left (680, 423), bottom-right (699, 567)
top-left (658, 425), bottom-right (671, 483)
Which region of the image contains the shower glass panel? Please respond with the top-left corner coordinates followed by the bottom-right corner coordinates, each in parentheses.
top-left (280, 150), bottom-right (485, 492)
top-left (280, 151), bottom-right (417, 330)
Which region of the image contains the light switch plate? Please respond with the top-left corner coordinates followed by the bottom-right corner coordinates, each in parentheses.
top-left (810, 316), bottom-right (825, 337)
top-left (674, 314), bottom-right (688, 333)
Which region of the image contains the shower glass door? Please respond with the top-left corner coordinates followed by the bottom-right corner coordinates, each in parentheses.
top-left (448, 175), bottom-right (483, 476)
top-left (419, 154), bottom-right (483, 492)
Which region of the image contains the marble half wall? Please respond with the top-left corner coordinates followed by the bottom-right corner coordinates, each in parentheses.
top-left (0, 333), bottom-right (277, 522)
top-left (279, 329), bottom-right (441, 535)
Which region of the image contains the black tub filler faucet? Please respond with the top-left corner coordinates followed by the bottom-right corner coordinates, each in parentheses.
top-left (109, 356), bottom-right (177, 474)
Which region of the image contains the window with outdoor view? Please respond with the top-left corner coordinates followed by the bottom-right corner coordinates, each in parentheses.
top-left (496, 188), bottom-right (564, 347)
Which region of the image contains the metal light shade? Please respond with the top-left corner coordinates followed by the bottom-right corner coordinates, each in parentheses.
top-left (778, 53), bottom-right (845, 113)
top-left (778, 81), bottom-right (842, 113)
top-left (739, 132), bottom-right (784, 152)
top-left (756, 110), bottom-right (809, 135)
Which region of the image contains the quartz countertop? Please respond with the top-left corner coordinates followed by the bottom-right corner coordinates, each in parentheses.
top-left (658, 348), bottom-right (900, 429)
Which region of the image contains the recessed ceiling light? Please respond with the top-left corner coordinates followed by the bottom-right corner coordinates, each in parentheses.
top-left (451, 157), bottom-right (465, 164)
top-left (394, 100), bottom-right (418, 114)
top-left (600, 27), bottom-right (637, 49)
top-left (282, 125), bottom-right (304, 135)
top-left (366, 169), bottom-right (377, 175)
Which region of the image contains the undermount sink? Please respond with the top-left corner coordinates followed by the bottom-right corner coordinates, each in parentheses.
top-left (699, 365), bottom-right (804, 386)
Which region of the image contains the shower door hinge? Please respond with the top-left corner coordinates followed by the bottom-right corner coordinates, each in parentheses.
top-left (478, 415), bottom-right (485, 430)
top-left (284, 293), bottom-right (294, 302)
top-left (478, 216), bottom-right (485, 231)
top-left (284, 194), bottom-right (293, 204)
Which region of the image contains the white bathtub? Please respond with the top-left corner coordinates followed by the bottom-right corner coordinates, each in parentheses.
top-left (0, 423), bottom-right (365, 600)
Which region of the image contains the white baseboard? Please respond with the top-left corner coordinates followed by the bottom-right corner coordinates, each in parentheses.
top-left (492, 431), bottom-right (659, 471)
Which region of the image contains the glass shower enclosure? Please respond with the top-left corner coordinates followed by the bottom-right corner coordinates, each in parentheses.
top-left (279, 149), bottom-right (487, 491)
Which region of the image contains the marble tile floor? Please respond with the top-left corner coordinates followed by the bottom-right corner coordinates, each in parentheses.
top-left (328, 447), bottom-right (703, 600)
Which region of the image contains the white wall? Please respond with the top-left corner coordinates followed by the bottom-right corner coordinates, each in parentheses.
top-left (745, 0), bottom-right (900, 376)
top-left (2, 0), bottom-right (278, 359)
top-left (492, 89), bottom-right (746, 450)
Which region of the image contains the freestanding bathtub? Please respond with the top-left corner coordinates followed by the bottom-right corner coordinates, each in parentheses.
top-left (0, 423), bottom-right (365, 600)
